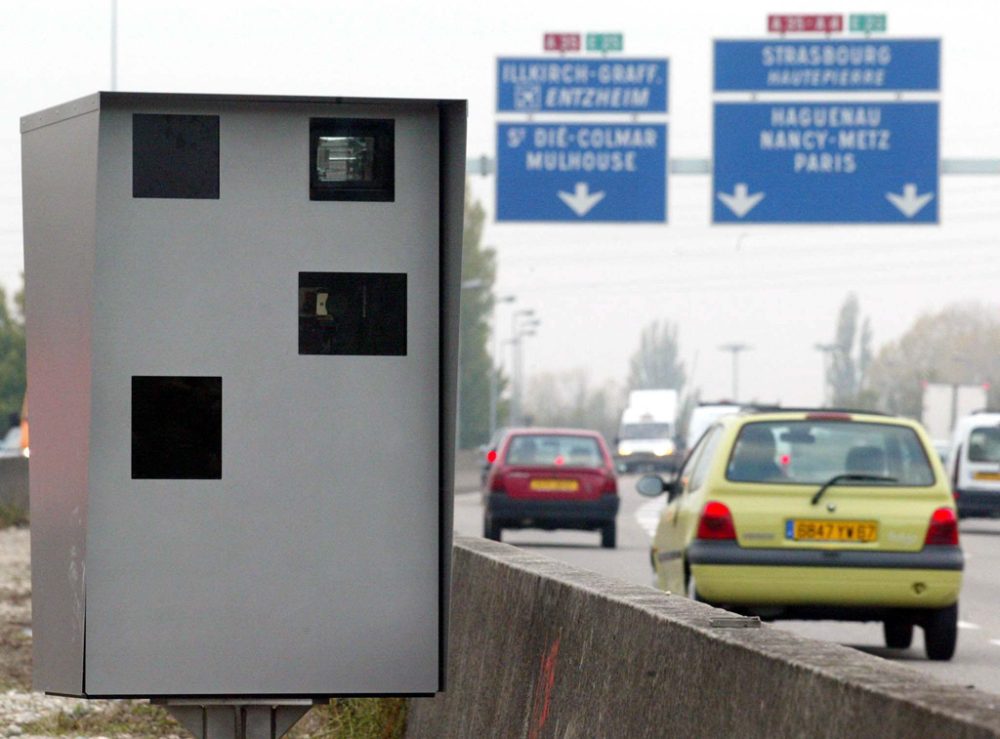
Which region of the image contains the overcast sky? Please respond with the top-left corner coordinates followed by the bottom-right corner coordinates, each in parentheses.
top-left (3, 1), bottom-right (999, 407)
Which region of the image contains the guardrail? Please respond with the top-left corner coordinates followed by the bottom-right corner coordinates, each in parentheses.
top-left (407, 536), bottom-right (1000, 738)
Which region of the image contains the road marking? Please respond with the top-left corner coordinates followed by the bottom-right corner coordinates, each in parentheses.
top-left (990, 640), bottom-right (1000, 648)
top-left (958, 621), bottom-right (980, 630)
top-left (635, 498), bottom-right (666, 539)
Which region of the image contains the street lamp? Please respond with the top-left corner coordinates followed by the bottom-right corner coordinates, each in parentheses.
top-left (513, 323), bottom-right (539, 427)
top-left (510, 310), bottom-right (538, 426)
top-left (489, 294), bottom-right (516, 437)
top-left (718, 343), bottom-right (752, 400)
top-left (110, 1), bottom-right (119, 91)
top-left (814, 342), bottom-right (838, 405)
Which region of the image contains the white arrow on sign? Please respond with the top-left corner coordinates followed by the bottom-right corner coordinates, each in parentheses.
top-left (885, 184), bottom-right (934, 218)
top-left (717, 183), bottom-right (765, 218)
top-left (558, 182), bottom-right (606, 217)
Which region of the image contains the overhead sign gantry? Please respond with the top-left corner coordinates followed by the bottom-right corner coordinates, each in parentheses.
top-left (496, 33), bottom-right (669, 222)
top-left (712, 15), bottom-right (941, 224)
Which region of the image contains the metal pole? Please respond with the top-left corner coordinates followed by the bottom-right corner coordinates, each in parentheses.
top-left (719, 343), bottom-right (751, 402)
top-left (162, 701), bottom-right (313, 739)
top-left (732, 351), bottom-right (739, 399)
top-left (110, 0), bottom-right (118, 91)
top-left (514, 324), bottom-right (539, 426)
top-left (467, 156), bottom-right (1000, 177)
top-left (489, 348), bottom-right (499, 436)
top-left (814, 342), bottom-right (837, 406)
top-left (490, 295), bottom-right (515, 437)
top-left (513, 335), bottom-right (522, 426)
top-left (509, 309), bottom-right (534, 426)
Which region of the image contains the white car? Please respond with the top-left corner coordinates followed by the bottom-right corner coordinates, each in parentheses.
top-left (947, 412), bottom-right (1000, 518)
top-left (0, 426), bottom-right (22, 458)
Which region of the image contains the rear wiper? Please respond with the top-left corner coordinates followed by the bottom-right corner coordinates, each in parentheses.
top-left (811, 473), bottom-right (898, 506)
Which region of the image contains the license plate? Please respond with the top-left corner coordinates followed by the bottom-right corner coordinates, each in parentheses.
top-left (973, 471), bottom-right (1000, 481)
top-left (787, 519), bottom-right (878, 543)
top-left (529, 478), bottom-right (579, 492)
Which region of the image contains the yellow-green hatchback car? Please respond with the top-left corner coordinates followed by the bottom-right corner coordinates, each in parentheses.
top-left (637, 410), bottom-right (963, 660)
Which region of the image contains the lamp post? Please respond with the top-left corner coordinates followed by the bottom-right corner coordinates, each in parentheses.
top-left (509, 310), bottom-right (538, 426)
top-left (110, 0), bottom-right (118, 91)
top-left (718, 343), bottom-right (752, 401)
top-left (515, 322), bottom-right (540, 426)
top-left (814, 342), bottom-right (838, 406)
top-left (489, 295), bottom-right (516, 437)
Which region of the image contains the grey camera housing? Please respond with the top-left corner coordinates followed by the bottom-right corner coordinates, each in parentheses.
top-left (21, 92), bottom-right (466, 698)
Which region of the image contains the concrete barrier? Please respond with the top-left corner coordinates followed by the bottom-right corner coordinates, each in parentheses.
top-left (407, 536), bottom-right (1000, 738)
top-left (0, 456), bottom-right (28, 516)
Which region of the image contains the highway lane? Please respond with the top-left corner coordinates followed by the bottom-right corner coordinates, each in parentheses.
top-left (454, 474), bottom-right (1000, 696)
top-left (454, 481), bottom-right (656, 590)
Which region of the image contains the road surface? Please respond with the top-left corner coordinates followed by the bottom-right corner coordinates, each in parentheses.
top-left (454, 474), bottom-right (1000, 695)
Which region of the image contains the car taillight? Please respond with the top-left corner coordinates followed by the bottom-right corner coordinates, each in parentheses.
top-left (490, 469), bottom-right (507, 494)
top-left (601, 471), bottom-right (618, 495)
top-left (697, 501), bottom-right (736, 540)
top-left (924, 507), bottom-right (959, 546)
top-left (486, 449), bottom-right (497, 464)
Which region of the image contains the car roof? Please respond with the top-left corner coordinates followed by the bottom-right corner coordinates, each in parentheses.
top-left (501, 427), bottom-right (605, 439)
top-left (723, 409), bottom-right (918, 429)
top-left (955, 412), bottom-right (1000, 431)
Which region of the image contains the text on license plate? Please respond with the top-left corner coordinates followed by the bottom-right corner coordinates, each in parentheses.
top-left (786, 519), bottom-right (878, 542)
top-left (973, 471), bottom-right (1000, 481)
top-left (530, 479), bottom-right (579, 492)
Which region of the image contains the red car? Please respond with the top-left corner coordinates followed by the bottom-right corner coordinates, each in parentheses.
top-left (483, 428), bottom-right (620, 547)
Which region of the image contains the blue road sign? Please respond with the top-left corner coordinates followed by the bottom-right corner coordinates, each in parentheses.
top-left (497, 123), bottom-right (667, 222)
top-left (714, 39), bottom-right (940, 92)
top-left (713, 102), bottom-right (939, 224)
top-left (497, 58), bottom-right (668, 113)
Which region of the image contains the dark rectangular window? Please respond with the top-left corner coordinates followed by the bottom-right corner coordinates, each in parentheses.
top-left (299, 272), bottom-right (406, 355)
top-left (132, 376), bottom-right (222, 479)
top-left (309, 118), bottom-right (394, 201)
top-left (132, 114), bottom-right (220, 199)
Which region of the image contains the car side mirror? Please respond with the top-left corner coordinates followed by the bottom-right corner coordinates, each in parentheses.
top-left (636, 474), bottom-right (666, 497)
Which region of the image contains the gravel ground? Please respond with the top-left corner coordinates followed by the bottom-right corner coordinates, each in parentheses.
top-left (0, 527), bottom-right (184, 739)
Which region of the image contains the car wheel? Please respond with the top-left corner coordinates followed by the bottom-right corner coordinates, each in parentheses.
top-left (483, 515), bottom-right (501, 542)
top-left (601, 522), bottom-right (617, 549)
top-left (883, 618), bottom-right (914, 649)
top-left (923, 603), bottom-right (958, 661)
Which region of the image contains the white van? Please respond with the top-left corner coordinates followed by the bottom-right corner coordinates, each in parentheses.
top-left (685, 403), bottom-right (741, 451)
top-left (947, 411), bottom-right (1000, 518)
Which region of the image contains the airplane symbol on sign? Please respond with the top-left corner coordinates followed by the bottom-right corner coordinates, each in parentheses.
top-left (514, 85), bottom-right (541, 112)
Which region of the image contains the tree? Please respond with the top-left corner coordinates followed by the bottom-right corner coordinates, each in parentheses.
top-left (0, 279), bottom-right (26, 427)
top-left (626, 320), bottom-right (686, 393)
top-left (458, 190), bottom-right (499, 448)
top-left (823, 293), bottom-right (875, 408)
top-left (523, 370), bottom-right (623, 443)
top-left (866, 303), bottom-right (1000, 418)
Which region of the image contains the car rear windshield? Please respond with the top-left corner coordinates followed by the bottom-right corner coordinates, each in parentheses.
top-left (504, 435), bottom-right (605, 468)
top-left (968, 427), bottom-right (1000, 463)
top-left (726, 420), bottom-right (935, 486)
top-left (620, 423), bottom-right (672, 440)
